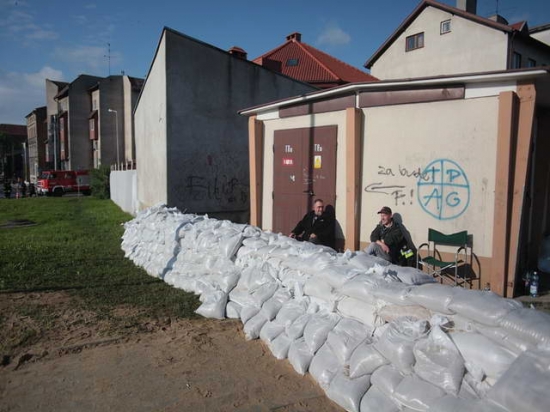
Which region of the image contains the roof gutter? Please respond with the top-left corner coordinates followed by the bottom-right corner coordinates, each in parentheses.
top-left (239, 69), bottom-right (548, 116)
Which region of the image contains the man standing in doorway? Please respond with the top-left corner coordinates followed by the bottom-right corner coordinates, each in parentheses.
top-left (365, 206), bottom-right (404, 263)
top-left (290, 199), bottom-right (335, 248)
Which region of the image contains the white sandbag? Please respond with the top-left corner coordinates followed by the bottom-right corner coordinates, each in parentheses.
top-left (488, 348), bottom-right (550, 412)
top-left (242, 236), bottom-right (267, 249)
top-left (261, 288), bottom-right (291, 320)
top-left (372, 282), bottom-right (413, 306)
top-left (303, 311), bottom-right (341, 354)
top-left (250, 282), bottom-right (279, 307)
top-left (229, 287), bottom-right (258, 308)
top-left (498, 307), bottom-right (550, 346)
top-left (318, 265), bottom-right (362, 289)
top-left (425, 394), bottom-right (479, 412)
top-left (384, 265), bottom-right (436, 285)
top-left (407, 283), bottom-right (456, 314)
top-left (243, 311), bottom-right (269, 340)
top-left (326, 371), bottom-right (371, 412)
top-left (461, 372), bottom-right (492, 398)
top-left (348, 251), bottom-right (391, 270)
top-left (240, 305), bottom-right (260, 324)
top-left (304, 277), bottom-right (334, 303)
top-left (286, 313), bottom-right (311, 340)
top-left (339, 274), bottom-right (384, 303)
top-left (326, 318), bottom-right (372, 364)
top-left (225, 301), bottom-right (241, 319)
top-left (413, 326), bottom-right (464, 395)
top-left (218, 271), bottom-right (240, 294)
top-left (447, 289), bottom-right (522, 326)
top-left (359, 386), bottom-right (400, 412)
top-left (476, 324), bottom-right (535, 355)
top-left (371, 365), bottom-right (404, 397)
top-left (348, 342), bottom-right (389, 379)
top-left (374, 317), bottom-right (429, 375)
top-left (392, 375), bottom-right (446, 411)
top-left (309, 343), bottom-right (341, 390)
top-left (449, 332), bottom-right (517, 381)
top-left (259, 320), bottom-right (285, 343)
top-left (268, 332), bottom-right (293, 360)
top-left (378, 304), bottom-right (431, 323)
top-left (337, 296), bottom-right (383, 328)
top-left (276, 298), bottom-right (309, 326)
top-left (195, 290), bottom-right (227, 319)
top-left (288, 338), bottom-right (315, 375)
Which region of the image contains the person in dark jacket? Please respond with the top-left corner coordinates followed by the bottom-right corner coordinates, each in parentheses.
top-left (365, 206), bottom-right (404, 262)
top-left (290, 199), bottom-right (335, 249)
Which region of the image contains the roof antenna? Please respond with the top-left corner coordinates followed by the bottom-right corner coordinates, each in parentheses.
top-left (104, 43), bottom-right (111, 76)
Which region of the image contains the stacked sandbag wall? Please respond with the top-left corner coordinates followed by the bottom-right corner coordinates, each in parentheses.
top-left (121, 205), bottom-right (550, 412)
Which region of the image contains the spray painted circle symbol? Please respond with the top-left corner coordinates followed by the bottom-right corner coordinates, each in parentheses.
top-left (417, 159), bottom-right (470, 220)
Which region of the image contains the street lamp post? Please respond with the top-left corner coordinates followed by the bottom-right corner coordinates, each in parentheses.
top-left (107, 108), bottom-right (119, 167)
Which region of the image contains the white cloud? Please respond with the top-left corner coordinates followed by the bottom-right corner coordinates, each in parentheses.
top-left (84, 3), bottom-right (97, 9)
top-left (0, 66), bottom-right (64, 124)
top-left (53, 45), bottom-right (122, 73)
top-left (0, 6), bottom-right (58, 42)
top-left (316, 23), bottom-right (351, 46)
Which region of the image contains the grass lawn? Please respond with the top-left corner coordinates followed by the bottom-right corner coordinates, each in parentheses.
top-left (0, 196), bottom-right (200, 356)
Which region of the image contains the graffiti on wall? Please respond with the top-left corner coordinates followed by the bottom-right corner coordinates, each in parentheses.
top-left (364, 159), bottom-right (470, 220)
top-left (184, 153), bottom-right (249, 208)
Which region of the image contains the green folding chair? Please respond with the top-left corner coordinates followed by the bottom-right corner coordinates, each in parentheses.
top-left (416, 229), bottom-right (471, 287)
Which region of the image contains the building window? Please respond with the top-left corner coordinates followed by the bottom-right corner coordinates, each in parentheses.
top-left (440, 20), bottom-right (451, 34)
top-left (406, 32), bottom-right (424, 51)
top-left (92, 99), bottom-right (98, 110)
top-left (286, 58), bottom-right (299, 66)
top-left (512, 52), bottom-right (522, 69)
top-left (527, 58), bottom-right (537, 67)
top-left (89, 119), bottom-right (94, 131)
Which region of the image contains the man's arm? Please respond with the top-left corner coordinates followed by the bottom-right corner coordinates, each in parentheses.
top-left (290, 213), bottom-right (308, 237)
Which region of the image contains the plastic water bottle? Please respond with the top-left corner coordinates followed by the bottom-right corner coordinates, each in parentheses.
top-left (530, 271), bottom-right (539, 298)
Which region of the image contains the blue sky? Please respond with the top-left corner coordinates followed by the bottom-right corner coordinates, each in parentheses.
top-left (1, 0), bottom-right (549, 124)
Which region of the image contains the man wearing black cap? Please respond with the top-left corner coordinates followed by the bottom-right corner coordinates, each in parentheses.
top-left (365, 206), bottom-right (404, 262)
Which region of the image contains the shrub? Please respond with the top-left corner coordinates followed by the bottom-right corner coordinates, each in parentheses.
top-left (91, 165), bottom-right (111, 199)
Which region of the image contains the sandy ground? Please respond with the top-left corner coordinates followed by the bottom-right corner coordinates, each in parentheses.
top-left (0, 292), bottom-right (343, 412)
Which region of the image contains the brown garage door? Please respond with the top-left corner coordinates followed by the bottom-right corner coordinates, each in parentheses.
top-left (273, 126), bottom-right (337, 235)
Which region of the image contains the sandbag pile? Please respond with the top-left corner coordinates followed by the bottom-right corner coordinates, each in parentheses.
top-left (121, 205), bottom-right (550, 412)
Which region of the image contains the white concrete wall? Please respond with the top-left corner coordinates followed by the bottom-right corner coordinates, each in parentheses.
top-left (110, 169), bottom-right (138, 216)
top-left (532, 29), bottom-right (550, 47)
top-left (134, 33), bottom-right (168, 210)
top-left (371, 6), bottom-right (509, 79)
top-left (261, 111), bottom-right (348, 236)
top-left (361, 96), bottom-right (499, 257)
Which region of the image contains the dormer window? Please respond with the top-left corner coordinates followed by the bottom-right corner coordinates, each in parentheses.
top-left (440, 20), bottom-right (451, 34)
top-left (286, 58), bottom-right (299, 67)
top-left (406, 32), bottom-right (424, 51)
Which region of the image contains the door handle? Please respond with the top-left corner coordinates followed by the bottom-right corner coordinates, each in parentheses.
top-left (303, 190), bottom-right (315, 196)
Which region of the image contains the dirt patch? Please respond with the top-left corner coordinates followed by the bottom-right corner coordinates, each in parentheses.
top-left (0, 291), bottom-right (343, 411)
top-left (0, 219), bottom-right (38, 229)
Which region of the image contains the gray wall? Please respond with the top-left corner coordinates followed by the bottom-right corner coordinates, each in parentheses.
top-left (98, 76), bottom-right (125, 166)
top-left (163, 29), bottom-right (316, 222)
top-left (67, 75), bottom-right (103, 170)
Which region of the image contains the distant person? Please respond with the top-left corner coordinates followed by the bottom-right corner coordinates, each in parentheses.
top-left (29, 182), bottom-right (36, 197)
top-left (13, 178), bottom-right (22, 199)
top-left (365, 206), bottom-right (405, 263)
top-left (290, 199), bottom-right (335, 248)
top-left (21, 180), bottom-right (27, 198)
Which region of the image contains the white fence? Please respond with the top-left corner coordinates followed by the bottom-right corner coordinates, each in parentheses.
top-left (110, 169), bottom-right (138, 216)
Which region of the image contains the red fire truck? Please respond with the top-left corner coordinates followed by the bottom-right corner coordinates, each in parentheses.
top-left (36, 170), bottom-right (91, 197)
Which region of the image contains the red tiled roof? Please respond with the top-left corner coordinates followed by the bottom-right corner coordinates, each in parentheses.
top-left (254, 33), bottom-right (377, 88)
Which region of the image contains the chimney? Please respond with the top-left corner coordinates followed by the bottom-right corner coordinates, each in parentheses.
top-left (456, 0), bottom-right (477, 14)
top-left (286, 32), bottom-right (302, 42)
top-left (228, 46), bottom-right (247, 60)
